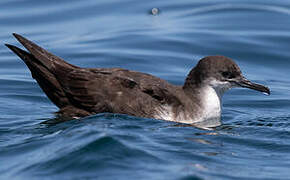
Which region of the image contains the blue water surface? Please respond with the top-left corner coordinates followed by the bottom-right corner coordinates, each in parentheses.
top-left (0, 0), bottom-right (290, 179)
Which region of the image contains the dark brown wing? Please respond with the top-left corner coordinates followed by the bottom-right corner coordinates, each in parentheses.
top-left (55, 68), bottom-right (182, 118)
top-left (7, 33), bottom-right (183, 118)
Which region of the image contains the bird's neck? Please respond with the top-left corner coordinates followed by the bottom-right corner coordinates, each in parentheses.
top-left (184, 83), bottom-right (225, 128)
top-left (199, 85), bottom-right (223, 119)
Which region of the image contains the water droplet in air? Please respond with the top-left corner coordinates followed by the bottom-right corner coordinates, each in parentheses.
top-left (151, 8), bottom-right (159, 15)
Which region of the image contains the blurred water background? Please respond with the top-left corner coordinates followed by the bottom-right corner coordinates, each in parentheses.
top-left (1, 0), bottom-right (290, 179)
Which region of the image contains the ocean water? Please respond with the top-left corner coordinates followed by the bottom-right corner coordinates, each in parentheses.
top-left (1, 0), bottom-right (290, 179)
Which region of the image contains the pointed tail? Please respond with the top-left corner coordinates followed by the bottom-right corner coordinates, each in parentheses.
top-left (5, 34), bottom-right (74, 108)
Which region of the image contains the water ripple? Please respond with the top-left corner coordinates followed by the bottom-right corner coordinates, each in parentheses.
top-left (1, 0), bottom-right (290, 179)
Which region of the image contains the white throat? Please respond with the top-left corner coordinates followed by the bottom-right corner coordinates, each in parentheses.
top-left (200, 85), bottom-right (223, 120)
top-left (198, 79), bottom-right (231, 123)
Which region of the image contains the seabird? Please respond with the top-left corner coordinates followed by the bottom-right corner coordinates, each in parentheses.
top-left (5, 33), bottom-right (270, 128)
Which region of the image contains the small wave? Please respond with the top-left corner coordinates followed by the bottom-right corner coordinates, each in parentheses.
top-left (181, 4), bottom-right (290, 16)
top-left (18, 133), bottom-right (162, 177)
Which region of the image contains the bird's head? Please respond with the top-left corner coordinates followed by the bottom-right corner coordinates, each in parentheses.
top-left (184, 56), bottom-right (270, 95)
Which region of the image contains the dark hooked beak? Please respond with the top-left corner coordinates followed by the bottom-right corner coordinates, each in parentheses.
top-left (231, 77), bottom-right (270, 95)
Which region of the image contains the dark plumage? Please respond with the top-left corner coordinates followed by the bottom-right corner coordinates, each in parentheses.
top-left (6, 33), bottom-right (270, 127)
top-left (5, 34), bottom-right (184, 118)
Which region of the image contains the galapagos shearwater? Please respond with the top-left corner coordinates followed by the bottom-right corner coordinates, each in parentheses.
top-left (5, 33), bottom-right (270, 128)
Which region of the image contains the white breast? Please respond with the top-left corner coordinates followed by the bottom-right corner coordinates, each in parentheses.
top-left (153, 83), bottom-right (227, 128)
top-left (200, 85), bottom-right (222, 120)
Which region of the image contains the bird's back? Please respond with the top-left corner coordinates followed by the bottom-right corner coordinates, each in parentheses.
top-left (6, 33), bottom-right (184, 118)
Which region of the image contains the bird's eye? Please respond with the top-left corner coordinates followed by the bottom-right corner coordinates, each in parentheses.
top-left (222, 71), bottom-right (230, 78)
top-left (221, 71), bottom-right (236, 79)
